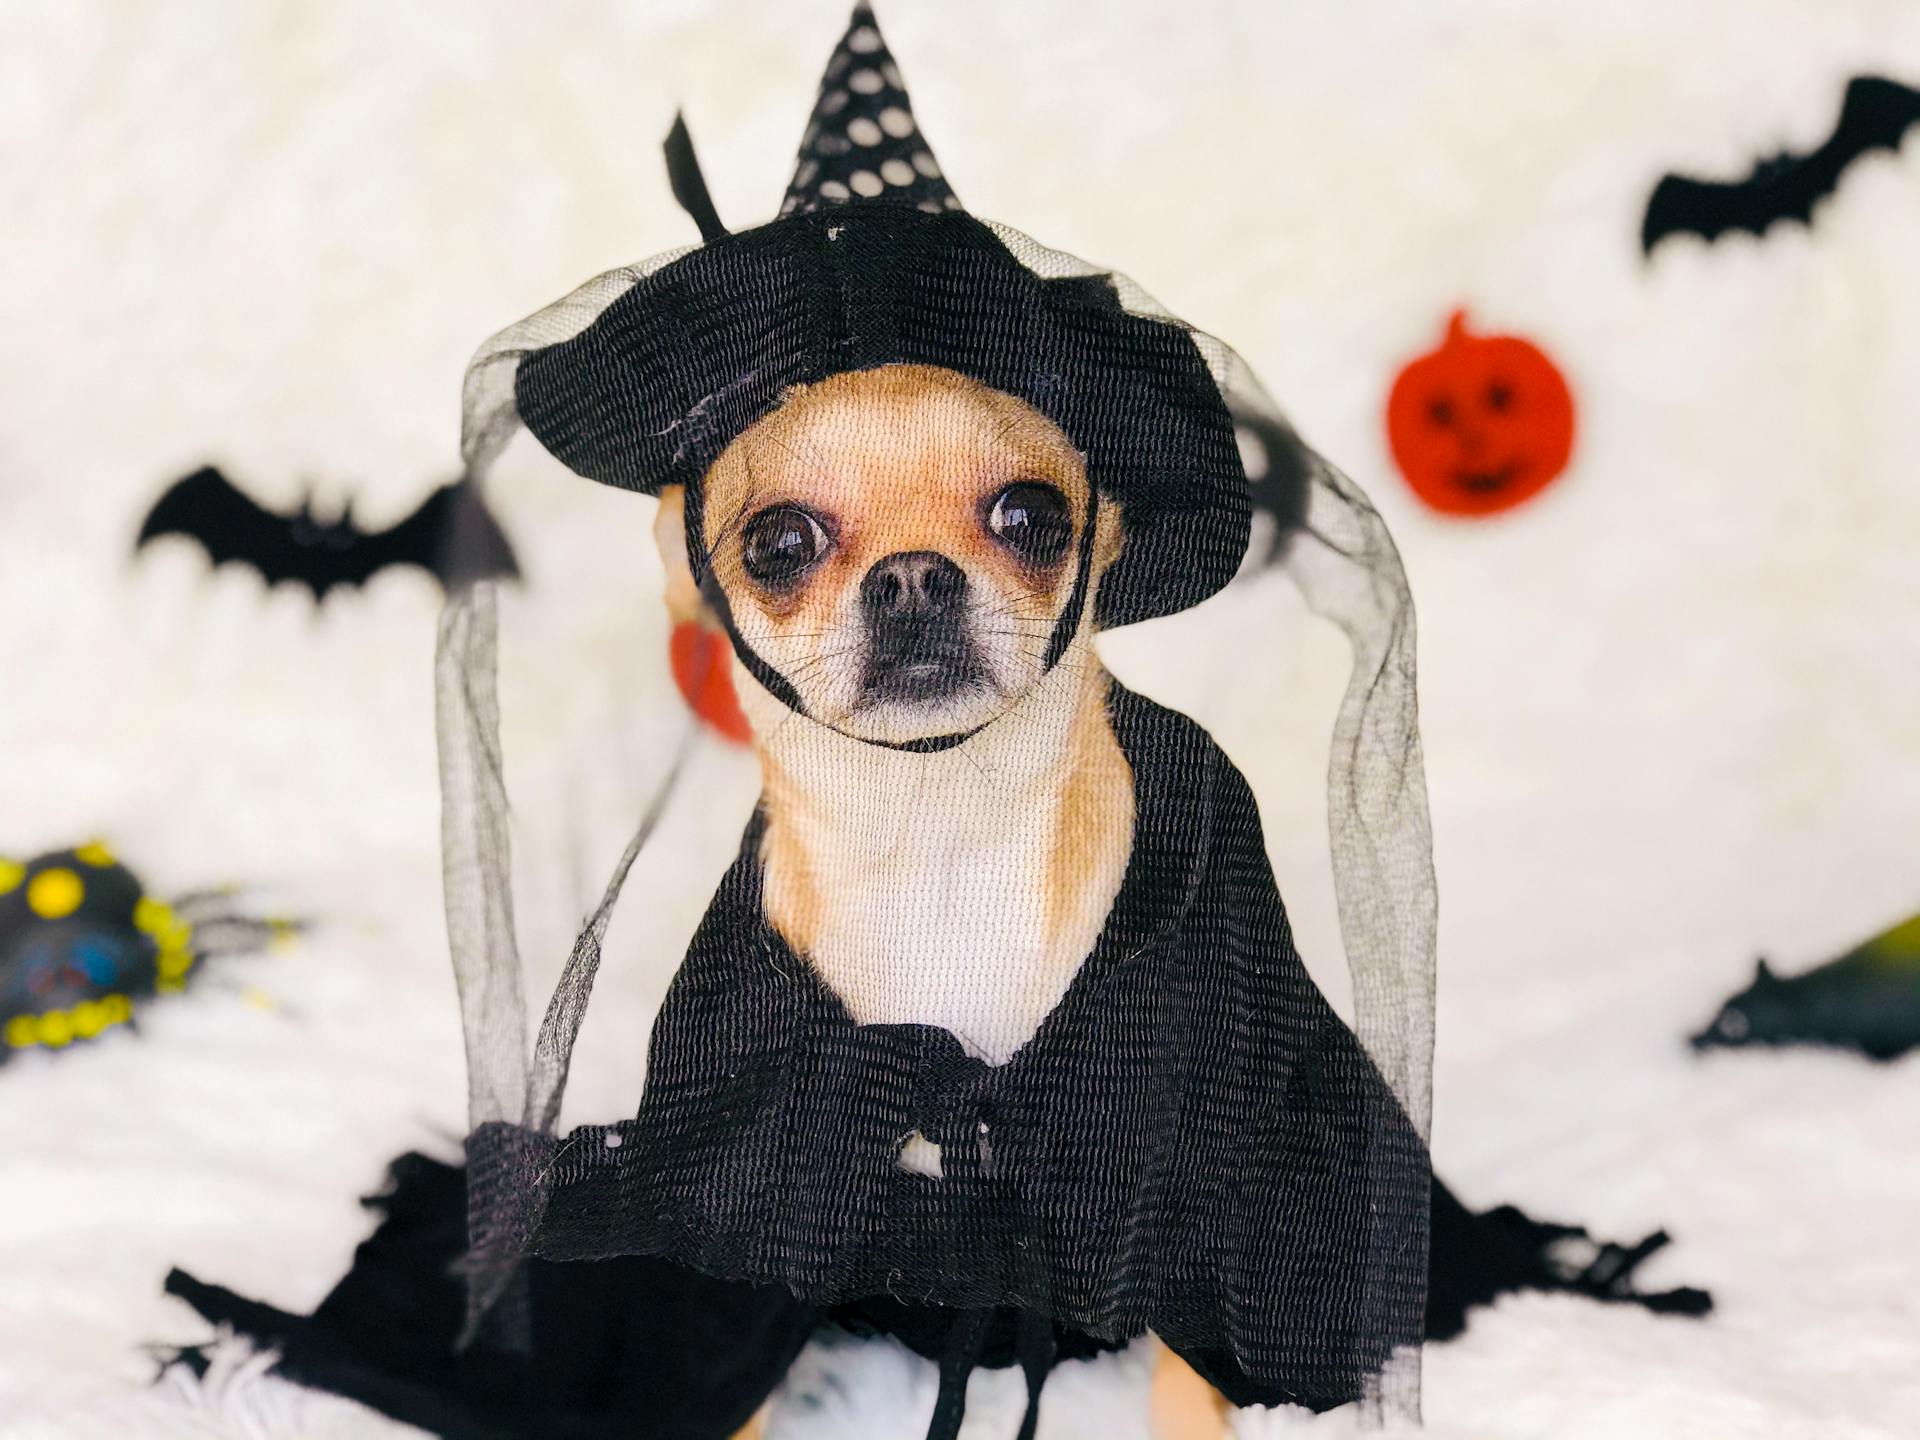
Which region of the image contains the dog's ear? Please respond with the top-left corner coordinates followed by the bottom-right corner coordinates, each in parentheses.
top-left (653, 484), bottom-right (705, 624)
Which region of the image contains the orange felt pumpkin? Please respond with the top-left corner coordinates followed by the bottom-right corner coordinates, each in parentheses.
top-left (669, 618), bottom-right (753, 745)
top-left (1386, 310), bottom-right (1575, 517)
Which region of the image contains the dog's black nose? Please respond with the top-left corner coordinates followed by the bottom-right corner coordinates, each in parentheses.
top-left (858, 552), bottom-right (981, 705)
top-left (861, 551), bottom-right (966, 621)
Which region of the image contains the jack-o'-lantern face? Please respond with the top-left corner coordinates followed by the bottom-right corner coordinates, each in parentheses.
top-left (1386, 311), bottom-right (1575, 517)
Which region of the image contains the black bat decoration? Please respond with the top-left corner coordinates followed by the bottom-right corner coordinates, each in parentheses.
top-left (1642, 75), bottom-right (1920, 254)
top-left (137, 466), bottom-right (518, 599)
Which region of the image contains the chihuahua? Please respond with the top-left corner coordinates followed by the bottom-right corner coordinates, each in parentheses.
top-left (657, 362), bottom-right (1133, 1071)
top-left (657, 362), bottom-right (1233, 1440)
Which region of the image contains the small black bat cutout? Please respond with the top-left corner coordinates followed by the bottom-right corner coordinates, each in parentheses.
top-left (1642, 75), bottom-right (1920, 254)
top-left (137, 466), bottom-right (518, 600)
top-left (1692, 913), bottom-right (1920, 1062)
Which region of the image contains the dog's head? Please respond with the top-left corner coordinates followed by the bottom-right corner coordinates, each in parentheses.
top-left (677, 364), bottom-right (1119, 746)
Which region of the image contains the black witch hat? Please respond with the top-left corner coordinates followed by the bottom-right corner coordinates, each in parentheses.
top-left (511, 4), bottom-right (1249, 630)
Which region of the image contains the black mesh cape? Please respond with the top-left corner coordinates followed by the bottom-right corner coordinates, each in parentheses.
top-left (437, 5), bottom-right (1438, 1431)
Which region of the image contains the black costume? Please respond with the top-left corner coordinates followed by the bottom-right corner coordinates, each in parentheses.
top-left (509, 686), bottom-right (1426, 1413)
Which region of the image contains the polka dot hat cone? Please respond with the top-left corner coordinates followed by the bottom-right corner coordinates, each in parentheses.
top-left (780, 5), bottom-right (955, 215)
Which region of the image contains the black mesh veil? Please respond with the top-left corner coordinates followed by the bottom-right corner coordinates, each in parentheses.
top-left (436, 6), bottom-right (1435, 1426)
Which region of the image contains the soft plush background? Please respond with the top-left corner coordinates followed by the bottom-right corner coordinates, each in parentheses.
top-left (2, 2), bottom-right (1918, 1436)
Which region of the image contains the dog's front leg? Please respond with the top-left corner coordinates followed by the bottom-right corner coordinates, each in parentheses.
top-left (1149, 1343), bottom-right (1233, 1439)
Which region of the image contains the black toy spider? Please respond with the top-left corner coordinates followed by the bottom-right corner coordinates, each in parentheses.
top-left (1, 843), bottom-right (289, 1059)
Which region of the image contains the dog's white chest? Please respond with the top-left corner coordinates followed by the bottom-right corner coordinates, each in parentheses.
top-left (804, 823), bottom-right (1060, 1065)
top-left (752, 671), bottom-right (1127, 1071)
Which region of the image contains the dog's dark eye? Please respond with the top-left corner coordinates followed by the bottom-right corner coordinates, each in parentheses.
top-left (741, 506), bottom-right (829, 585)
top-left (986, 483), bottom-right (1072, 564)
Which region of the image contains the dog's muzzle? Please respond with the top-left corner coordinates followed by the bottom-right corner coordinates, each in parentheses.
top-left (858, 551), bottom-right (986, 705)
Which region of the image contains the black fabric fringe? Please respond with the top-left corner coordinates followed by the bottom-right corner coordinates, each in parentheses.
top-left (165, 1154), bottom-right (815, 1440)
top-left (1425, 1178), bottom-right (1714, 1341)
top-left (163, 1156), bottom-right (1710, 1439)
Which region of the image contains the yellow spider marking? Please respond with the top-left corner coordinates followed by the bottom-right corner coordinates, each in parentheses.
top-left (133, 897), bottom-right (193, 958)
top-left (137, 895), bottom-right (199, 985)
top-left (3, 995), bottom-right (136, 1051)
top-left (75, 841), bottom-right (115, 868)
top-left (36, 1010), bottom-right (73, 1048)
top-left (26, 868), bottom-right (83, 920)
top-left (0, 858), bottom-right (22, 895)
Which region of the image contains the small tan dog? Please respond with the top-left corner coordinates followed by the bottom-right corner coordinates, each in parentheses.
top-left (656, 362), bottom-right (1231, 1439)
top-left (658, 363), bottom-right (1133, 1071)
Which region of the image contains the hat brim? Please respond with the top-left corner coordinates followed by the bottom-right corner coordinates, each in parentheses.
top-left (513, 208), bottom-right (1248, 629)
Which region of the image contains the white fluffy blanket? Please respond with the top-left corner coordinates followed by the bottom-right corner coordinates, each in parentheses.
top-left (2, 3), bottom-right (1918, 1437)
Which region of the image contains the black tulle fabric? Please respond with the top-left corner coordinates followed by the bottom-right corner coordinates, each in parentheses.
top-left (440, 5), bottom-right (1439, 1424)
